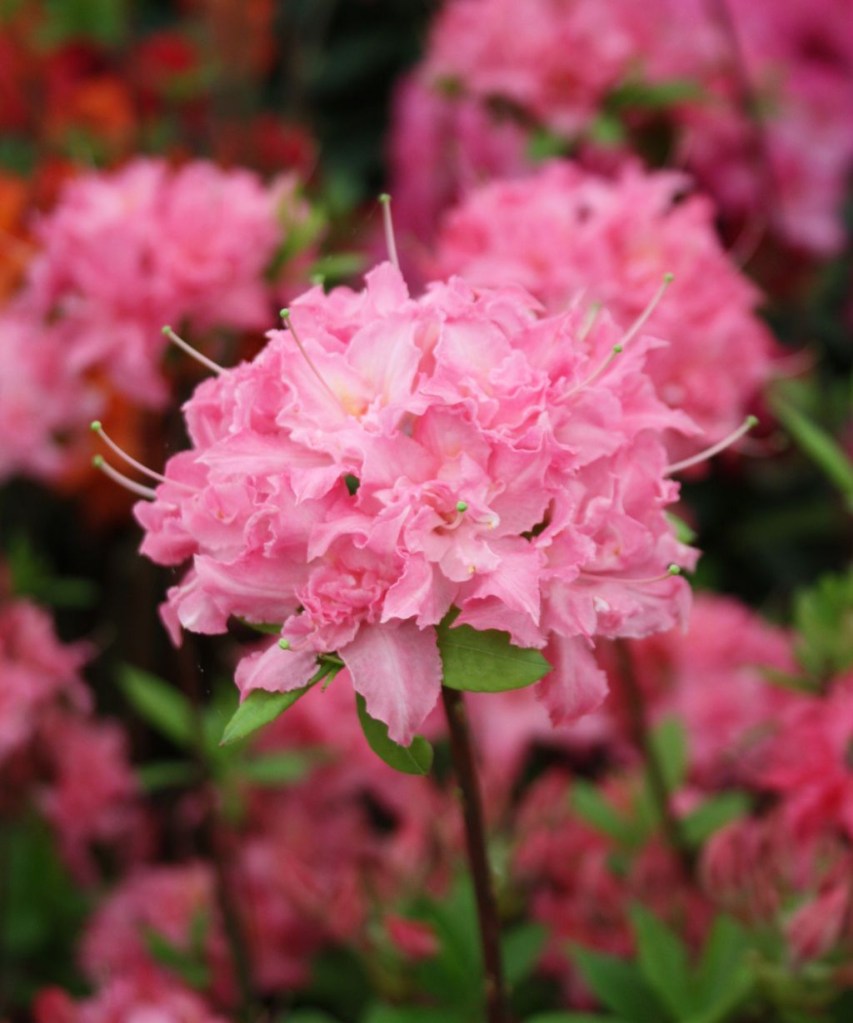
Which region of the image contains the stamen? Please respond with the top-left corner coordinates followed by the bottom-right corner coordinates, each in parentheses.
top-left (583, 564), bottom-right (682, 585)
top-left (162, 325), bottom-right (224, 376)
top-left (278, 638), bottom-right (291, 650)
top-left (619, 272), bottom-right (674, 348)
top-left (665, 415), bottom-right (758, 476)
top-left (90, 421), bottom-right (195, 492)
top-left (565, 343), bottom-right (623, 398)
top-left (378, 193), bottom-right (400, 271)
top-left (456, 500), bottom-right (469, 513)
top-left (92, 455), bottom-right (157, 500)
top-left (280, 308), bottom-right (347, 413)
top-left (578, 301), bottom-right (602, 342)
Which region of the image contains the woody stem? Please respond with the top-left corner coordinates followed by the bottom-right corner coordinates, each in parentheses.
top-left (441, 686), bottom-right (509, 1023)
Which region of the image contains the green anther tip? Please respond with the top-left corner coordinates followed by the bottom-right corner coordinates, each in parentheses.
top-left (746, 415), bottom-right (759, 428)
top-left (278, 638), bottom-right (291, 650)
top-left (663, 272), bottom-right (675, 283)
top-left (456, 500), bottom-right (468, 513)
top-left (378, 192), bottom-right (391, 204)
top-left (612, 344), bottom-right (624, 354)
top-left (90, 420), bottom-right (102, 432)
top-left (92, 455), bottom-right (104, 468)
top-left (280, 307), bottom-right (290, 320)
top-left (161, 324), bottom-right (171, 335)
top-left (667, 564), bottom-right (682, 576)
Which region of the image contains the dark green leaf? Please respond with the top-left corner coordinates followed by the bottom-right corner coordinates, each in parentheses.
top-left (629, 905), bottom-right (694, 1020)
top-left (438, 621), bottom-right (551, 693)
top-left (503, 923), bottom-right (547, 989)
top-left (572, 946), bottom-right (671, 1021)
top-left (525, 1015), bottom-right (628, 1023)
top-left (688, 916), bottom-right (752, 1023)
top-left (356, 695), bottom-right (433, 775)
top-left (363, 1008), bottom-right (463, 1023)
top-left (119, 666), bottom-right (194, 748)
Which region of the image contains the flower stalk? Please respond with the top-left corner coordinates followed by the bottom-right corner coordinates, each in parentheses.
top-left (441, 686), bottom-right (509, 1023)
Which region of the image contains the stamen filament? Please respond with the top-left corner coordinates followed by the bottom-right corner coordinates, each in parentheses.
top-left (578, 301), bottom-right (602, 342)
top-left (378, 193), bottom-right (400, 271)
top-left (582, 564), bottom-right (682, 585)
top-left (280, 308), bottom-right (347, 413)
top-left (665, 415), bottom-right (758, 476)
top-left (92, 455), bottom-right (157, 500)
top-left (162, 325), bottom-right (224, 376)
top-left (619, 272), bottom-right (674, 349)
top-left (91, 421), bottom-right (195, 492)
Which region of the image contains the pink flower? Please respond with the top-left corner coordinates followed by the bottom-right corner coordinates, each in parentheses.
top-left (135, 262), bottom-right (696, 745)
top-left (0, 597), bottom-right (89, 766)
top-left (18, 159), bottom-right (302, 407)
top-left (33, 971), bottom-right (228, 1023)
top-left (757, 674), bottom-right (853, 842)
top-left (432, 160), bottom-right (777, 453)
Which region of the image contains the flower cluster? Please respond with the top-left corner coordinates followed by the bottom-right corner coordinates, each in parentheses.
top-left (432, 160), bottom-right (777, 451)
top-left (135, 262), bottom-right (696, 744)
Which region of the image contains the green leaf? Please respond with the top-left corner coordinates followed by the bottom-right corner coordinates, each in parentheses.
top-left (688, 916), bottom-right (752, 1023)
top-left (771, 394), bottom-right (853, 509)
top-left (119, 666), bottom-right (194, 748)
top-left (503, 923), bottom-right (547, 989)
top-left (234, 617), bottom-right (283, 635)
top-left (572, 946), bottom-right (671, 1021)
top-left (143, 925), bottom-right (209, 990)
top-left (363, 1008), bottom-right (462, 1023)
top-left (356, 695), bottom-right (433, 775)
top-left (570, 783), bottom-right (633, 844)
top-left (648, 717), bottom-right (688, 792)
top-left (238, 750), bottom-right (316, 786)
top-left (629, 905), bottom-right (694, 1020)
top-left (681, 793), bottom-right (750, 847)
top-left (666, 512), bottom-right (697, 545)
top-left (525, 1015), bottom-right (628, 1023)
top-left (793, 568), bottom-right (853, 681)
top-left (438, 621), bottom-right (551, 693)
top-left (220, 682), bottom-right (316, 746)
top-left (136, 760), bottom-right (199, 792)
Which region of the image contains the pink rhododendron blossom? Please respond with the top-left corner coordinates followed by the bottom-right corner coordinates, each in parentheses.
top-left (135, 262), bottom-right (697, 745)
top-left (432, 161), bottom-right (777, 452)
top-left (391, 0), bottom-right (853, 255)
top-left (38, 710), bottom-right (145, 882)
top-left (613, 594), bottom-right (798, 783)
top-left (0, 310), bottom-right (101, 483)
top-left (16, 158), bottom-right (301, 407)
top-left (757, 674), bottom-right (853, 842)
top-left (0, 597), bottom-right (89, 766)
top-left (33, 971), bottom-right (228, 1023)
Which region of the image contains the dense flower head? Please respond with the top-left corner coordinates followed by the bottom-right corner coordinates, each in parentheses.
top-left (432, 160), bottom-right (778, 451)
top-left (390, 0), bottom-right (853, 255)
top-left (0, 596), bottom-right (90, 766)
top-left (17, 158), bottom-right (300, 406)
top-left (135, 261), bottom-right (697, 744)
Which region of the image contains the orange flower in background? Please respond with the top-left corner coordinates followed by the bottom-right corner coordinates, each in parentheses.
top-left (45, 76), bottom-right (136, 158)
top-left (0, 173), bottom-right (33, 299)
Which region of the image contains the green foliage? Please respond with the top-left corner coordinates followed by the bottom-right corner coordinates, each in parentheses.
top-left (680, 793), bottom-right (750, 847)
top-left (220, 676), bottom-right (322, 746)
top-left (143, 911), bottom-right (210, 990)
top-left (0, 818), bottom-right (89, 1007)
top-left (571, 911), bottom-right (754, 1023)
top-left (355, 694), bottom-right (434, 775)
top-left (38, 0), bottom-right (129, 47)
top-left (793, 568), bottom-right (853, 682)
top-left (6, 532), bottom-right (97, 608)
top-left (119, 665), bottom-right (195, 748)
top-left (438, 619), bottom-right (551, 693)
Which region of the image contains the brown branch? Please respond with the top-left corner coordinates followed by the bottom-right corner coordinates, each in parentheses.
top-left (441, 686), bottom-right (510, 1023)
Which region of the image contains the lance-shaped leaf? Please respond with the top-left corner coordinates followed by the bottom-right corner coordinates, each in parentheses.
top-left (119, 666), bottom-right (194, 748)
top-left (221, 680), bottom-right (316, 746)
top-left (356, 694), bottom-right (433, 776)
top-left (437, 621), bottom-right (550, 693)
